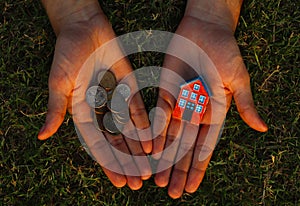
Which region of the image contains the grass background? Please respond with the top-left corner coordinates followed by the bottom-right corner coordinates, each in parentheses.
top-left (0, 0), bottom-right (299, 205)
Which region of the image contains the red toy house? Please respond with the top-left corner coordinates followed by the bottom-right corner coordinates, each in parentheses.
top-left (172, 77), bottom-right (210, 125)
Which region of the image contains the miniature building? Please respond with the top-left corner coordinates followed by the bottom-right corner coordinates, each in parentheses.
top-left (172, 77), bottom-right (210, 125)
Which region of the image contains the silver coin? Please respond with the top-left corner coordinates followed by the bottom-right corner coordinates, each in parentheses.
top-left (112, 109), bottom-right (130, 125)
top-left (94, 105), bottom-right (109, 131)
top-left (86, 86), bottom-right (107, 108)
top-left (115, 84), bottom-right (131, 100)
top-left (95, 105), bottom-right (108, 114)
top-left (103, 112), bottom-right (121, 134)
top-left (108, 93), bottom-right (128, 113)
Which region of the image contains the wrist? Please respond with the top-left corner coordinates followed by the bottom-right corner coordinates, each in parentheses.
top-left (42, 0), bottom-right (104, 35)
top-left (185, 0), bottom-right (243, 32)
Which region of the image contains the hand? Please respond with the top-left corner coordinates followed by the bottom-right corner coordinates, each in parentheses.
top-left (38, 0), bottom-right (152, 190)
top-left (152, 5), bottom-right (268, 199)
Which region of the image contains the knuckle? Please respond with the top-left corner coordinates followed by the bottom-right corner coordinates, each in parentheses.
top-left (166, 134), bottom-right (180, 142)
top-left (130, 106), bottom-right (146, 118)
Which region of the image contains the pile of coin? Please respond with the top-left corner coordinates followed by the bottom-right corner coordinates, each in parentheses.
top-left (85, 70), bottom-right (131, 135)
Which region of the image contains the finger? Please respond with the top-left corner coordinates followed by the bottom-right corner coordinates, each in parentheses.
top-left (129, 92), bottom-right (152, 153)
top-left (105, 133), bottom-right (143, 190)
top-left (76, 122), bottom-right (127, 188)
top-left (168, 123), bottom-right (199, 199)
top-left (231, 65), bottom-right (268, 132)
top-left (101, 168), bottom-right (127, 188)
top-left (152, 89), bottom-right (175, 159)
top-left (38, 83), bottom-right (69, 140)
top-left (122, 121), bottom-right (152, 180)
top-left (154, 159), bottom-right (173, 187)
top-left (168, 155), bottom-right (192, 199)
top-left (152, 54), bottom-right (198, 158)
top-left (111, 58), bottom-right (153, 154)
top-left (154, 118), bottom-right (184, 187)
top-left (184, 124), bottom-right (218, 193)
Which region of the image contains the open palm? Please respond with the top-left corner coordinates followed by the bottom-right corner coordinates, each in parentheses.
top-left (38, 13), bottom-right (152, 190)
top-left (153, 16), bottom-right (268, 198)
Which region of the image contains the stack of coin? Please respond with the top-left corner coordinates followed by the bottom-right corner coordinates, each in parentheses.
top-left (85, 70), bottom-right (131, 135)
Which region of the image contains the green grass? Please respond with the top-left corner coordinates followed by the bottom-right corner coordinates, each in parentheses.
top-left (1, 0), bottom-right (299, 205)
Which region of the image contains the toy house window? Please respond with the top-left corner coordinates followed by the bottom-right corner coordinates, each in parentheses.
top-left (179, 99), bottom-right (186, 108)
top-left (198, 95), bottom-right (206, 104)
top-left (181, 89), bottom-right (189, 97)
top-left (190, 92), bottom-right (197, 100)
top-left (193, 84), bottom-right (200, 91)
top-left (195, 105), bottom-right (203, 113)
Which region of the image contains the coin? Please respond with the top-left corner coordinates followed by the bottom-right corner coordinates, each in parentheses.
top-left (103, 112), bottom-right (122, 134)
top-left (115, 84), bottom-right (131, 100)
top-left (95, 105), bottom-right (108, 114)
top-left (97, 70), bottom-right (117, 92)
top-left (107, 93), bottom-right (128, 113)
top-left (106, 90), bottom-right (114, 101)
top-left (86, 86), bottom-right (108, 108)
top-left (112, 109), bottom-right (130, 125)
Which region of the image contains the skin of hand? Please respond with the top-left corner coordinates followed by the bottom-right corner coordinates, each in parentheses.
top-left (38, 0), bottom-right (152, 190)
top-left (152, 0), bottom-right (268, 199)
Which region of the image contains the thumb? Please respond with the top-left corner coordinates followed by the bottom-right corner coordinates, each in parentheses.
top-left (38, 90), bottom-right (68, 140)
top-left (38, 60), bottom-right (71, 140)
top-left (231, 65), bottom-right (268, 132)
